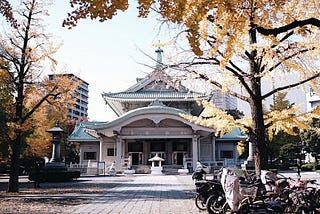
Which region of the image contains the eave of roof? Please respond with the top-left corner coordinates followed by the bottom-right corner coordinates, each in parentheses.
top-left (92, 101), bottom-right (213, 134)
top-left (217, 128), bottom-right (248, 141)
top-left (102, 91), bottom-right (211, 102)
top-left (68, 122), bottom-right (107, 142)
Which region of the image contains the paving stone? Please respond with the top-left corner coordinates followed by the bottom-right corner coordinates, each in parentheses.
top-left (71, 175), bottom-right (199, 214)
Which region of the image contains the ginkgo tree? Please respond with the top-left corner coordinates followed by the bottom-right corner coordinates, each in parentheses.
top-left (0, 0), bottom-right (80, 192)
top-left (62, 0), bottom-right (320, 175)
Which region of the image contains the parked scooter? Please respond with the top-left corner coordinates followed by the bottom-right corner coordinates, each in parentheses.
top-left (192, 162), bottom-right (213, 210)
top-left (192, 161), bottom-right (210, 181)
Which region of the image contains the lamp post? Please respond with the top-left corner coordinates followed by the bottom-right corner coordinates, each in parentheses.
top-left (46, 120), bottom-right (64, 163)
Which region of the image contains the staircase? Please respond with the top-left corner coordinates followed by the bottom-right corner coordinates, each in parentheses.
top-left (131, 165), bottom-right (151, 174)
top-left (162, 165), bottom-right (185, 175)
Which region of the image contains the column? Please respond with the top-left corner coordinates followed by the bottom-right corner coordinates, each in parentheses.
top-left (143, 141), bottom-right (148, 165)
top-left (116, 136), bottom-right (122, 172)
top-left (192, 135), bottom-right (198, 170)
top-left (167, 140), bottom-right (172, 165)
top-left (212, 136), bottom-right (216, 162)
top-left (99, 139), bottom-right (103, 162)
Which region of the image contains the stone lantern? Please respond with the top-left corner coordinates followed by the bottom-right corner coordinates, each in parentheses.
top-left (45, 120), bottom-right (66, 169)
top-left (28, 120), bottom-right (80, 182)
top-left (148, 153), bottom-right (164, 175)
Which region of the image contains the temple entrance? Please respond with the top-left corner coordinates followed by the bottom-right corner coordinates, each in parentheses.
top-left (173, 152), bottom-right (185, 165)
top-left (177, 152), bottom-right (184, 165)
top-left (130, 152), bottom-right (142, 165)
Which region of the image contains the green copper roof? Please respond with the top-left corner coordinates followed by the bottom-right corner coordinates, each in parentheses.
top-left (102, 91), bottom-right (210, 102)
top-left (68, 122), bottom-right (108, 141)
top-left (218, 128), bottom-right (247, 140)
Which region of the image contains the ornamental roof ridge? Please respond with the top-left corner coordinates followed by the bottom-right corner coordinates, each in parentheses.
top-left (148, 99), bottom-right (166, 107)
top-left (102, 91), bottom-right (210, 102)
top-left (124, 69), bottom-right (188, 93)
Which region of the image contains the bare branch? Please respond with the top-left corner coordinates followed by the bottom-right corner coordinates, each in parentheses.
top-left (189, 70), bottom-right (250, 102)
top-left (268, 47), bottom-right (314, 72)
top-left (256, 18), bottom-right (320, 36)
top-left (262, 73), bottom-right (320, 99)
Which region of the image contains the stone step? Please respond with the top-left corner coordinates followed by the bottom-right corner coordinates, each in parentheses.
top-left (163, 165), bottom-right (184, 175)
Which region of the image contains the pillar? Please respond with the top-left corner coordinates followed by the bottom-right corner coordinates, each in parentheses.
top-left (192, 135), bottom-right (198, 170)
top-left (99, 139), bottom-right (103, 162)
top-left (116, 136), bottom-right (122, 171)
top-left (212, 136), bottom-right (216, 162)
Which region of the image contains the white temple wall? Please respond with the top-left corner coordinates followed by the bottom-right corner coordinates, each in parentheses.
top-left (79, 142), bottom-right (99, 165)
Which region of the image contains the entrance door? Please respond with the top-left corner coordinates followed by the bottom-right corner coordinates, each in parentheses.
top-left (131, 153), bottom-right (140, 165)
top-left (176, 152), bottom-right (184, 165)
top-left (173, 152), bottom-right (184, 165)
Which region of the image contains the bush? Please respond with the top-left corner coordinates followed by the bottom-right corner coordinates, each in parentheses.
top-left (278, 163), bottom-right (290, 170)
top-left (29, 170), bottom-right (80, 182)
top-left (301, 163), bottom-right (314, 171)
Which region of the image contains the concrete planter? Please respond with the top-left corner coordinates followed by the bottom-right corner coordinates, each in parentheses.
top-left (178, 168), bottom-right (189, 175)
top-left (124, 169), bottom-right (135, 175)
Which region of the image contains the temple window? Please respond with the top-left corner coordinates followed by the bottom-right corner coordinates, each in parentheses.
top-left (220, 151), bottom-right (233, 159)
top-left (84, 152), bottom-right (97, 160)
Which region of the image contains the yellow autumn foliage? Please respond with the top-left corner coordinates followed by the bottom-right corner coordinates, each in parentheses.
top-left (23, 74), bottom-right (80, 157)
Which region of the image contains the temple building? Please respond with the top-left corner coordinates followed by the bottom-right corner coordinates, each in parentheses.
top-left (68, 48), bottom-right (246, 174)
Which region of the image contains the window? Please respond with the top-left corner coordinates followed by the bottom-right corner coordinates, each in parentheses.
top-left (107, 148), bottom-right (116, 156)
top-left (84, 152), bottom-right (97, 160)
top-left (220, 151), bottom-right (233, 159)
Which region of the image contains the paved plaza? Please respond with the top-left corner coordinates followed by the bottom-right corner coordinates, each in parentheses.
top-left (71, 175), bottom-right (198, 214)
top-left (0, 174), bottom-right (200, 214)
top-left (1, 171), bottom-right (320, 214)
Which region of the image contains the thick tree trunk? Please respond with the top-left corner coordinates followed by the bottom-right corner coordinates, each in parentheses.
top-left (8, 78), bottom-right (24, 192)
top-left (249, 91), bottom-right (268, 176)
top-left (248, 22), bottom-right (268, 176)
top-left (8, 134), bottom-right (21, 192)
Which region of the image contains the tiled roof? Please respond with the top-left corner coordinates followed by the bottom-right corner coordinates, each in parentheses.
top-left (68, 122), bottom-right (108, 141)
top-left (102, 91), bottom-right (210, 102)
top-left (218, 128), bottom-right (247, 140)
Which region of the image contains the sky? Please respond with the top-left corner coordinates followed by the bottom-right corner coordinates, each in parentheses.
top-left (42, 1), bottom-right (308, 121)
top-left (45, 1), bottom-right (163, 121)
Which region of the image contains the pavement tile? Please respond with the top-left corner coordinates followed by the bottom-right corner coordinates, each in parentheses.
top-left (71, 175), bottom-right (199, 214)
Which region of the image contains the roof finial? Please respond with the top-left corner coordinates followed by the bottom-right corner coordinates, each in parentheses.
top-left (155, 46), bottom-right (163, 68)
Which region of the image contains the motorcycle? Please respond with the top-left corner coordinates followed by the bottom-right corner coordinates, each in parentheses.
top-left (192, 161), bottom-right (210, 181)
top-left (192, 162), bottom-right (213, 210)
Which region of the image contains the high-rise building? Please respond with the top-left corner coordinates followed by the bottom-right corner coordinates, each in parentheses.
top-left (306, 86), bottom-right (320, 112)
top-left (48, 73), bottom-right (89, 119)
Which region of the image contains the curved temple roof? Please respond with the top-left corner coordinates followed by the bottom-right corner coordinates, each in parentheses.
top-left (68, 101), bottom-right (214, 141)
top-left (102, 91), bottom-right (210, 102)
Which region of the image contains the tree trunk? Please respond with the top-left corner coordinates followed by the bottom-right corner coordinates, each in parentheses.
top-left (249, 96), bottom-right (268, 176)
top-left (8, 77), bottom-right (24, 192)
top-left (248, 22), bottom-right (268, 176)
top-left (8, 133), bottom-right (21, 192)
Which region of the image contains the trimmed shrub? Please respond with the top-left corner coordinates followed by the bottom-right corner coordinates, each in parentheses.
top-left (29, 170), bottom-right (80, 182)
top-left (278, 163), bottom-right (290, 170)
top-left (301, 163), bottom-right (314, 171)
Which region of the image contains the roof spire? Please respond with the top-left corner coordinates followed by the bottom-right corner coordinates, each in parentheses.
top-left (155, 47), bottom-right (163, 68)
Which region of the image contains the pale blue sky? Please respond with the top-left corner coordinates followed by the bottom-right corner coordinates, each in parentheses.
top-left (42, 1), bottom-right (308, 121)
top-left (45, 1), bottom-right (162, 121)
